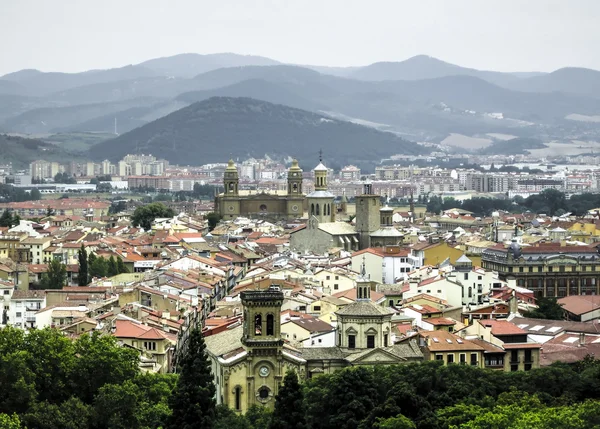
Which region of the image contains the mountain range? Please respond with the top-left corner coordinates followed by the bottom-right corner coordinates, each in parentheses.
top-left (89, 97), bottom-right (423, 170)
top-left (1, 52), bottom-right (600, 163)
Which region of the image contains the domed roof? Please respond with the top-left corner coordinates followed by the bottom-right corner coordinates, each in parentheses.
top-left (380, 205), bottom-right (394, 213)
top-left (226, 159), bottom-right (237, 171)
top-left (288, 159), bottom-right (302, 172)
top-left (370, 227), bottom-right (403, 238)
top-left (508, 240), bottom-right (522, 258)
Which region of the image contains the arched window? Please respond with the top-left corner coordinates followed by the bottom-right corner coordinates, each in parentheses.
top-left (292, 183), bottom-right (298, 192)
top-left (254, 314), bottom-right (262, 335)
top-left (234, 386), bottom-right (241, 410)
top-left (316, 204), bottom-right (320, 215)
top-left (266, 314), bottom-right (274, 336)
top-left (358, 287), bottom-right (363, 299)
top-left (311, 204), bottom-right (315, 215)
top-left (228, 182), bottom-right (234, 191)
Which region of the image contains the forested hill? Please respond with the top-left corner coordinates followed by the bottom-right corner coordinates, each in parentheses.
top-left (0, 134), bottom-right (82, 169)
top-left (88, 97), bottom-right (425, 170)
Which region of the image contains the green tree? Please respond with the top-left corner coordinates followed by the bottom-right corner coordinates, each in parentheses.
top-left (131, 203), bottom-right (175, 230)
top-left (524, 297), bottom-right (565, 320)
top-left (168, 327), bottom-right (216, 429)
top-left (205, 211), bottom-right (222, 231)
top-left (93, 380), bottom-right (140, 429)
top-left (89, 256), bottom-right (108, 279)
top-left (11, 213), bottom-right (20, 226)
top-left (214, 404), bottom-right (252, 429)
top-left (30, 188), bottom-right (42, 200)
top-left (0, 414), bottom-right (24, 429)
top-left (78, 244), bottom-right (88, 286)
top-left (246, 405), bottom-right (273, 429)
top-left (0, 210), bottom-right (13, 227)
top-left (46, 206), bottom-right (55, 217)
top-left (116, 257), bottom-right (128, 274)
top-left (22, 397), bottom-right (92, 429)
top-left (72, 332), bottom-right (139, 403)
top-left (107, 255), bottom-right (118, 277)
top-left (39, 259), bottom-right (67, 290)
top-left (269, 371), bottom-right (305, 429)
top-left (373, 415), bottom-right (415, 429)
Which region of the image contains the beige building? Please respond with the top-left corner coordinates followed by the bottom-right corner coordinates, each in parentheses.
top-left (215, 159), bottom-right (306, 220)
top-left (204, 284), bottom-right (422, 414)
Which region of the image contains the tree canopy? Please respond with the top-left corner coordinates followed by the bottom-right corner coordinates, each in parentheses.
top-left (131, 202), bottom-right (175, 230)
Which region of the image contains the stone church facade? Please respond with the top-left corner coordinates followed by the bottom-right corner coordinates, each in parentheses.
top-left (214, 159), bottom-right (306, 220)
top-left (205, 279), bottom-right (423, 413)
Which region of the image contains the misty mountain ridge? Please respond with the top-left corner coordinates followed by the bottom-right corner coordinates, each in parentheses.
top-left (88, 96), bottom-right (424, 170)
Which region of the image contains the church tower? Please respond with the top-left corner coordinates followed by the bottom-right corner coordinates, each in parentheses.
top-left (220, 159), bottom-right (241, 219)
top-left (240, 288), bottom-right (286, 408)
top-left (286, 159), bottom-right (305, 217)
top-left (355, 182), bottom-right (381, 249)
top-left (306, 153), bottom-right (335, 223)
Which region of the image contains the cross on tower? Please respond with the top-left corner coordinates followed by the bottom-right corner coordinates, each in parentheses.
top-left (319, 149), bottom-right (323, 163)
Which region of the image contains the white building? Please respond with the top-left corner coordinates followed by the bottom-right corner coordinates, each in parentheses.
top-left (8, 290), bottom-right (46, 329)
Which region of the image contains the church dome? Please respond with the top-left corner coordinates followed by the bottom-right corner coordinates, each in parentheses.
top-left (288, 159), bottom-right (303, 173)
top-left (225, 159), bottom-right (237, 171)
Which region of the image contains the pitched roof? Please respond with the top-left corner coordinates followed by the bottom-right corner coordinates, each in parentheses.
top-left (420, 330), bottom-right (485, 352)
top-left (479, 319), bottom-right (526, 336)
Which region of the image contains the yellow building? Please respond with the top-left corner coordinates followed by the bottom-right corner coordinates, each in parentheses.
top-left (204, 285), bottom-right (423, 413)
top-left (414, 241), bottom-right (482, 267)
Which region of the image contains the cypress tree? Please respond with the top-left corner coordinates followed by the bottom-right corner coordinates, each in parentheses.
top-left (107, 255), bottom-right (118, 277)
top-left (168, 327), bottom-right (216, 429)
top-left (269, 371), bottom-right (306, 429)
top-left (78, 244), bottom-right (88, 286)
top-left (0, 210), bottom-right (12, 227)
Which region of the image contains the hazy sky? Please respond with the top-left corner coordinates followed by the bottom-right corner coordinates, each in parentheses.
top-left (2, 0), bottom-right (600, 75)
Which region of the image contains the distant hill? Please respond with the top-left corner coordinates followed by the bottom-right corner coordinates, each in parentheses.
top-left (54, 100), bottom-right (189, 134)
top-left (0, 79), bottom-right (26, 96)
top-left (0, 65), bottom-right (158, 96)
top-left (480, 137), bottom-right (547, 155)
top-left (3, 97), bottom-right (165, 134)
top-left (176, 79), bottom-right (327, 112)
top-left (89, 97), bottom-right (425, 170)
top-left (349, 55), bottom-right (523, 87)
top-left (139, 53), bottom-right (281, 77)
top-left (0, 134), bottom-right (83, 169)
top-left (507, 67), bottom-right (600, 98)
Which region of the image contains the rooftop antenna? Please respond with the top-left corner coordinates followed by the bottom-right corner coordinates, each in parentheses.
top-left (114, 117), bottom-right (119, 136)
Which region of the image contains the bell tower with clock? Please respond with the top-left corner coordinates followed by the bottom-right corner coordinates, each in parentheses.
top-left (286, 159), bottom-right (305, 217)
top-left (240, 287), bottom-right (292, 409)
top-left (220, 159), bottom-right (241, 219)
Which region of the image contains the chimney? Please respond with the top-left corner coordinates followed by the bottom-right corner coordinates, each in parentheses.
top-left (509, 289), bottom-right (519, 315)
top-left (579, 333), bottom-right (585, 347)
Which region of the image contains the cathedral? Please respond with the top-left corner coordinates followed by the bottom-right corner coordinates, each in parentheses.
top-left (214, 159), bottom-right (306, 220)
top-left (204, 271), bottom-right (423, 413)
top-left (214, 156), bottom-right (405, 253)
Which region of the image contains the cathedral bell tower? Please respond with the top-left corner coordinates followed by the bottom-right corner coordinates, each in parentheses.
top-left (221, 159), bottom-right (241, 219)
top-left (240, 288), bottom-right (285, 409)
top-left (224, 159), bottom-right (239, 196)
top-left (355, 181), bottom-right (381, 249)
top-left (286, 159), bottom-right (305, 217)
top-left (306, 152), bottom-right (335, 223)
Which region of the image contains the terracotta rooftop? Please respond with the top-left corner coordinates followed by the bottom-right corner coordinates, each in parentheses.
top-left (480, 319), bottom-right (527, 336)
top-left (558, 295), bottom-right (600, 316)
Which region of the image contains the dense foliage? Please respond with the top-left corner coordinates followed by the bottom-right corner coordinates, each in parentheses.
top-left (0, 183), bottom-right (41, 203)
top-left (523, 297), bottom-right (565, 320)
top-left (0, 209), bottom-right (20, 227)
top-left (38, 258), bottom-right (67, 290)
top-left (131, 202), bottom-right (175, 230)
top-left (3, 325), bottom-right (600, 429)
top-left (426, 188), bottom-right (600, 217)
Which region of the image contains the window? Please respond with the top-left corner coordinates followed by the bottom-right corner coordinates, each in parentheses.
top-left (259, 387), bottom-right (269, 400)
top-left (313, 306), bottom-right (321, 312)
top-left (470, 353), bottom-right (478, 366)
top-left (326, 275), bottom-right (330, 280)
top-left (16, 312), bottom-right (22, 318)
top-left (334, 284), bottom-right (339, 290)
top-left (335, 276), bottom-right (339, 280)
top-left (266, 314), bottom-right (274, 336)
top-left (234, 386), bottom-right (241, 410)
top-left (3, 290), bottom-right (8, 295)
top-left (460, 354), bottom-right (466, 364)
top-left (144, 341), bottom-right (156, 351)
top-left (528, 267), bottom-right (533, 272)
top-left (384, 334), bottom-right (388, 347)
top-left (348, 335), bottom-right (356, 349)
top-left (367, 335), bottom-right (375, 349)
top-left (254, 314), bottom-right (262, 336)
top-left (468, 287), bottom-right (472, 298)
top-left (548, 266), bottom-right (553, 272)
top-left (464, 273), bottom-right (468, 280)
top-left (447, 354), bottom-right (454, 364)
top-left (436, 354), bottom-right (444, 361)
